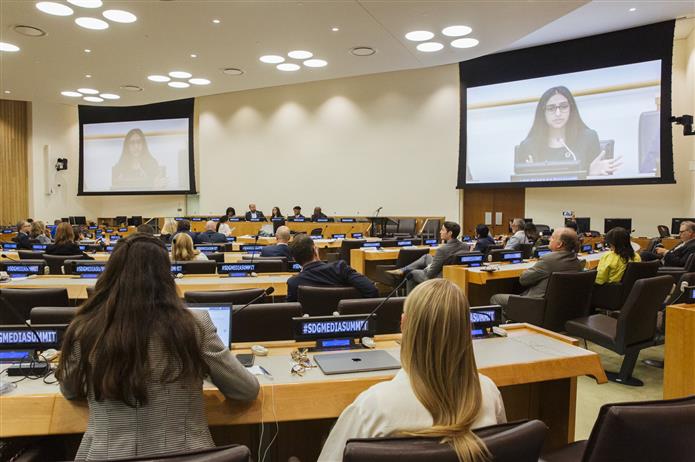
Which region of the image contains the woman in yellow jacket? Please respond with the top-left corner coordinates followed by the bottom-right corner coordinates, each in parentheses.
top-left (596, 227), bottom-right (641, 285)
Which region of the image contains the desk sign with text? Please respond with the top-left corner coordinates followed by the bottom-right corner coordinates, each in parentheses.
top-left (292, 314), bottom-right (375, 341)
top-left (218, 263), bottom-right (255, 277)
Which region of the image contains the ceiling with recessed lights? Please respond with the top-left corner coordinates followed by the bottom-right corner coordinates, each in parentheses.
top-left (0, 0), bottom-right (693, 106)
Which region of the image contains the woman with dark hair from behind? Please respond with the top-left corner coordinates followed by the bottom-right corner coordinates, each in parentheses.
top-left (217, 215), bottom-right (233, 237)
top-left (524, 222), bottom-right (539, 244)
top-left (57, 234), bottom-right (258, 460)
top-left (46, 223), bottom-right (90, 257)
top-left (517, 85), bottom-right (621, 176)
top-left (595, 227), bottom-right (640, 285)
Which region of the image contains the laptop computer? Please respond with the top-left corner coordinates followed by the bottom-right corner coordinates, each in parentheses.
top-left (313, 350), bottom-right (400, 375)
top-left (186, 304), bottom-right (232, 347)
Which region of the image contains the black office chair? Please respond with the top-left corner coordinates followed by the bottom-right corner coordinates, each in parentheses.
top-left (393, 218), bottom-right (417, 238)
top-left (338, 297), bottom-right (405, 334)
top-left (241, 255), bottom-right (288, 262)
top-left (379, 239), bottom-right (400, 248)
top-left (541, 396), bottom-right (695, 462)
top-left (205, 252), bottom-right (225, 263)
top-left (174, 260), bottom-right (217, 274)
top-left (644, 237), bottom-right (662, 253)
top-left (232, 302), bottom-right (302, 342)
top-left (591, 260), bottom-right (660, 313)
top-left (505, 271), bottom-right (597, 332)
top-left (184, 288), bottom-right (266, 306)
top-left (419, 219), bottom-right (440, 239)
top-left (565, 275), bottom-right (673, 386)
top-left (30, 306), bottom-right (77, 325)
top-left (535, 224), bottom-right (551, 235)
top-left (373, 248), bottom-right (430, 288)
top-left (43, 254), bottom-right (85, 275)
top-left (657, 224), bottom-right (671, 238)
top-left (297, 286), bottom-right (364, 316)
top-left (18, 250), bottom-right (44, 260)
top-left (658, 253), bottom-right (695, 282)
top-left (344, 419), bottom-right (547, 462)
top-left (0, 288), bottom-right (70, 324)
top-left (252, 259), bottom-right (286, 273)
top-left (518, 243), bottom-right (534, 260)
top-left (104, 444), bottom-right (252, 462)
top-left (332, 239), bottom-right (366, 266)
top-left (310, 228), bottom-right (323, 237)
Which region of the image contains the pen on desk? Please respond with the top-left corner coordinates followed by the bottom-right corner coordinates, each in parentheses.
top-left (259, 366), bottom-right (272, 376)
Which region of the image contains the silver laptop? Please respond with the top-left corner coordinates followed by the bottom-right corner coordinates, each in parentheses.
top-left (314, 350), bottom-right (401, 375)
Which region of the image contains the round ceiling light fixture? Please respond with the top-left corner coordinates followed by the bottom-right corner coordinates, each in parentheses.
top-left (169, 70), bottom-right (192, 79)
top-left (303, 59), bottom-right (327, 68)
top-left (189, 78), bottom-right (211, 85)
top-left (36, 2), bottom-right (74, 16)
top-left (77, 88), bottom-right (99, 94)
top-left (222, 68), bottom-right (244, 75)
top-left (120, 85), bottom-right (143, 92)
top-left (277, 63), bottom-right (300, 71)
top-left (13, 25), bottom-right (47, 37)
top-left (416, 42), bottom-right (444, 52)
top-left (102, 9), bottom-right (137, 23)
top-left (67, 0), bottom-right (103, 8)
top-left (100, 93), bottom-right (120, 99)
top-left (350, 46), bottom-right (376, 56)
top-left (83, 96), bottom-right (104, 102)
top-left (75, 17), bottom-right (109, 30)
top-left (405, 30), bottom-right (434, 42)
top-left (168, 81), bottom-right (190, 88)
top-left (259, 55), bottom-right (284, 64)
top-left (288, 50), bottom-right (313, 59)
top-left (0, 42), bottom-right (20, 52)
top-left (61, 91), bottom-right (82, 97)
top-left (442, 25), bottom-right (472, 37)
top-left (148, 75), bottom-right (170, 82)
top-left (450, 37), bottom-right (479, 48)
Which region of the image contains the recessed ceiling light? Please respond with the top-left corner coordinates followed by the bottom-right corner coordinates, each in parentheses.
top-left (148, 75), bottom-right (170, 82)
top-left (83, 96), bottom-right (104, 102)
top-left (331, 27), bottom-right (340, 32)
top-left (67, 0), bottom-right (102, 8)
top-left (212, 19), bottom-right (220, 24)
top-left (75, 17), bottom-right (109, 30)
top-left (169, 71), bottom-right (192, 79)
top-left (288, 50), bottom-right (313, 59)
top-left (120, 85), bottom-right (142, 92)
top-left (84, 48), bottom-right (91, 53)
top-left (416, 42), bottom-right (444, 52)
top-left (350, 46), bottom-right (376, 56)
top-left (303, 59), bottom-right (327, 68)
top-left (168, 81), bottom-right (190, 88)
top-left (405, 30), bottom-right (434, 42)
top-left (100, 93), bottom-right (120, 99)
top-left (102, 10), bottom-right (137, 23)
top-left (13, 25), bottom-right (46, 37)
top-left (629, 7), bottom-right (637, 12)
top-left (277, 63), bottom-right (300, 71)
top-left (36, 2), bottom-right (74, 16)
top-left (442, 25), bottom-right (472, 37)
top-left (78, 88), bottom-right (99, 94)
top-left (0, 42), bottom-right (20, 52)
top-left (189, 78), bottom-right (211, 85)
top-left (190, 53), bottom-right (198, 58)
top-left (260, 55), bottom-right (285, 64)
top-left (61, 91), bottom-right (82, 97)
top-left (450, 37), bottom-right (479, 48)
top-left (85, 74), bottom-right (92, 78)
top-left (3, 90), bottom-right (10, 94)
top-left (222, 68), bottom-right (244, 75)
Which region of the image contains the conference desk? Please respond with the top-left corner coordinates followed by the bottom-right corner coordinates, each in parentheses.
top-left (190, 220), bottom-right (372, 238)
top-left (632, 236), bottom-right (680, 251)
top-left (0, 274), bottom-right (292, 299)
top-left (0, 324), bottom-right (606, 457)
top-left (664, 303), bottom-right (695, 399)
top-left (1, 251), bottom-right (111, 262)
top-left (349, 246), bottom-right (439, 279)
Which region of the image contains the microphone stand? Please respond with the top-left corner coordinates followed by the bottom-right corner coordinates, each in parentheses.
top-left (359, 273), bottom-right (412, 348)
top-left (232, 287), bottom-right (275, 317)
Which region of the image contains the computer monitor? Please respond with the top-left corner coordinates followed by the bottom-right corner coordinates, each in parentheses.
top-left (574, 217), bottom-right (591, 234)
top-left (186, 304), bottom-right (232, 347)
top-left (115, 216), bottom-right (127, 226)
top-left (72, 216), bottom-right (86, 225)
top-left (455, 253), bottom-right (485, 267)
top-left (0, 261), bottom-right (45, 277)
top-left (523, 218), bottom-right (533, 224)
top-left (128, 216), bottom-right (143, 226)
top-left (604, 218), bottom-right (632, 234)
top-left (0, 324), bottom-right (67, 362)
top-left (671, 218), bottom-right (695, 235)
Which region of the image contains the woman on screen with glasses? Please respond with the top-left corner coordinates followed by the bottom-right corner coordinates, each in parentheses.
top-left (516, 85), bottom-right (621, 176)
top-left (318, 279), bottom-right (506, 462)
top-left (112, 128), bottom-right (167, 190)
top-left (57, 234), bottom-right (258, 461)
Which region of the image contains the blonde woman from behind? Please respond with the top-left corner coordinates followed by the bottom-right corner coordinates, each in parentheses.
top-left (171, 233), bottom-right (208, 262)
top-left (318, 279), bottom-right (506, 462)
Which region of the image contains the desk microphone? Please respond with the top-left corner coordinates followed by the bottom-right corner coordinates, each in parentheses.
top-left (557, 138), bottom-right (578, 162)
top-left (359, 273), bottom-right (412, 348)
top-left (232, 286), bottom-right (274, 318)
top-left (1, 253), bottom-right (19, 262)
top-left (248, 233), bottom-right (260, 268)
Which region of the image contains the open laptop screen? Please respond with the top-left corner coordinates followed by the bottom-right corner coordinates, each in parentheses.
top-left (187, 304), bottom-right (232, 347)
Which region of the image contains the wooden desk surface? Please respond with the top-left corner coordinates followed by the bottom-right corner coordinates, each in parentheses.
top-left (192, 221), bottom-right (372, 237)
top-left (350, 246), bottom-right (439, 274)
top-left (0, 324), bottom-right (605, 438)
top-left (664, 303), bottom-right (695, 399)
top-left (632, 236), bottom-right (680, 251)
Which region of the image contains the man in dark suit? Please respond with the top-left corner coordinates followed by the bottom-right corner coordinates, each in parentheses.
top-left (490, 227), bottom-right (582, 310)
top-left (172, 219), bottom-right (197, 243)
top-left (260, 226), bottom-right (292, 258)
top-left (286, 234), bottom-right (378, 302)
top-left (14, 221), bottom-right (33, 250)
top-left (311, 206), bottom-right (328, 222)
top-left (291, 206), bottom-right (305, 220)
top-left (195, 221), bottom-right (227, 244)
top-left (245, 204), bottom-right (266, 221)
top-left (641, 220), bottom-right (695, 267)
top-left (473, 224), bottom-right (496, 253)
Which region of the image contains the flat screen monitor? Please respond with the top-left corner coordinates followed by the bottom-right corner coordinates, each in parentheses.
top-left (362, 242), bottom-right (381, 249)
top-left (0, 262), bottom-right (44, 277)
top-left (186, 304), bottom-right (232, 347)
top-left (456, 253), bottom-right (485, 267)
top-left (604, 218), bottom-right (632, 234)
top-left (575, 217), bottom-right (591, 234)
top-left (397, 240), bottom-right (413, 247)
top-left (470, 305), bottom-right (502, 337)
top-left (0, 324), bottom-right (66, 350)
top-left (671, 218), bottom-right (695, 235)
top-left (534, 247), bottom-right (552, 258)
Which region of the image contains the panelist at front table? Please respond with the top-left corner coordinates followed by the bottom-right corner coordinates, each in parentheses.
top-left (245, 203), bottom-right (266, 221)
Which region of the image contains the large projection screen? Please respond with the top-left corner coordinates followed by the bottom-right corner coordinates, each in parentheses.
top-left (458, 21), bottom-right (675, 189)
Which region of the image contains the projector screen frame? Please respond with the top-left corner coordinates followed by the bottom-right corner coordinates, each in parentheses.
top-left (458, 21), bottom-right (675, 190)
top-left (78, 98), bottom-right (197, 196)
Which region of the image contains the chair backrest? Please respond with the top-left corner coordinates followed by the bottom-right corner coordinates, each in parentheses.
top-left (395, 248), bottom-right (430, 268)
top-left (420, 219), bottom-right (440, 238)
top-left (297, 285), bottom-right (363, 316)
top-left (253, 259), bottom-right (286, 273)
top-left (232, 302), bottom-right (302, 342)
top-left (617, 260), bottom-right (661, 303)
top-left (645, 237), bottom-right (661, 253)
top-left (30, 306), bottom-right (77, 325)
top-left (616, 275), bottom-right (674, 349)
top-left (241, 255), bottom-right (288, 262)
top-left (667, 272), bottom-right (695, 305)
top-left (343, 420), bottom-right (547, 462)
top-left (43, 254), bottom-right (84, 274)
top-left (18, 250), bottom-right (44, 260)
top-left (105, 444), bottom-right (252, 462)
top-left (184, 288), bottom-right (266, 305)
top-left (518, 243), bottom-right (534, 260)
top-left (380, 239), bottom-right (399, 248)
top-left (535, 224), bottom-right (551, 234)
top-left (384, 219), bottom-right (399, 235)
top-left (657, 225), bottom-right (671, 238)
top-left (310, 227), bottom-right (324, 236)
top-left (206, 252), bottom-right (225, 263)
top-left (397, 218), bottom-right (417, 236)
top-left (339, 239), bottom-right (367, 265)
top-left (63, 259), bottom-right (106, 275)
top-left (543, 270), bottom-right (597, 331)
top-left (337, 297), bottom-right (405, 334)
top-left (684, 253), bottom-right (695, 271)
top-left (583, 396), bottom-right (695, 462)
top-left (0, 288), bottom-right (70, 324)
top-left (176, 260), bottom-right (218, 274)
top-left (485, 244), bottom-right (503, 255)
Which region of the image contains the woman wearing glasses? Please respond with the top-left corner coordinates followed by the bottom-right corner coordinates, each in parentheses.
top-left (517, 85), bottom-right (621, 176)
top-left (318, 279), bottom-right (506, 462)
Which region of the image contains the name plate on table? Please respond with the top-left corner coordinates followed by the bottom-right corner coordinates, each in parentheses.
top-left (289, 217), bottom-right (305, 222)
top-left (249, 218), bottom-right (262, 222)
top-left (351, 233), bottom-right (363, 238)
top-left (362, 242), bottom-right (381, 249)
top-left (174, 217), bottom-right (184, 221)
top-left (191, 217), bottom-right (203, 222)
top-left (196, 245), bottom-right (221, 254)
top-left (502, 251), bottom-right (523, 264)
top-left (0, 325), bottom-right (66, 350)
top-left (424, 239), bottom-right (438, 246)
top-left (581, 244), bottom-right (593, 254)
top-left (240, 245), bottom-right (263, 253)
top-left (289, 262), bottom-right (302, 272)
top-left (110, 235), bottom-right (120, 241)
top-left (2, 243), bottom-right (17, 250)
top-left (315, 218), bottom-right (329, 223)
top-left (3, 264), bottom-right (42, 277)
top-left (105, 245), bottom-right (116, 252)
top-left (88, 225), bottom-right (98, 230)
top-left (292, 314), bottom-right (375, 341)
top-left (309, 235), bottom-right (323, 240)
top-left (118, 228), bottom-right (128, 232)
top-left (340, 218), bottom-right (355, 223)
top-left (105, 229), bottom-right (114, 233)
top-left (218, 263), bottom-right (255, 277)
top-left (75, 264), bottom-right (106, 278)
top-left (470, 305), bottom-right (502, 337)
top-left (226, 236), bottom-right (237, 242)
top-left (272, 217), bottom-right (284, 222)
top-left (397, 240), bottom-right (413, 247)
top-left (31, 244), bottom-right (47, 251)
top-left (332, 234), bottom-right (346, 239)
top-left (2, 229), bottom-right (14, 234)
top-left (171, 264), bottom-right (183, 274)
top-left (229, 217), bottom-right (242, 222)
top-left (457, 253), bottom-right (484, 267)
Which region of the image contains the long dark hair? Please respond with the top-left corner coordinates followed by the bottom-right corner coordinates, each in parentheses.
top-left (225, 207), bottom-right (236, 217)
top-left (605, 227), bottom-right (635, 263)
top-left (521, 86), bottom-right (591, 154)
top-left (113, 128), bottom-right (160, 175)
top-left (57, 234), bottom-right (206, 406)
top-left (524, 222), bottom-right (539, 243)
top-left (272, 206), bottom-right (282, 218)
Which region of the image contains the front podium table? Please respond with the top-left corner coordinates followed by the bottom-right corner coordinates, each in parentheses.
top-left (664, 303), bottom-right (695, 399)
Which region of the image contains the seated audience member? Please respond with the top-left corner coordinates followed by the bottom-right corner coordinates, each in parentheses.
top-left (504, 218), bottom-right (529, 250)
top-left (46, 223), bottom-right (90, 256)
top-left (387, 221), bottom-right (467, 291)
top-left (14, 220), bottom-right (33, 249)
top-left (473, 224), bottom-right (496, 253)
top-left (31, 220), bottom-right (52, 244)
top-left (291, 206), bottom-right (305, 220)
top-left (318, 279), bottom-right (506, 462)
top-left (217, 216), bottom-right (233, 237)
top-left (524, 222), bottom-right (540, 244)
top-left (596, 227), bottom-right (640, 285)
top-left (245, 203), bottom-right (265, 221)
top-left (311, 206), bottom-right (328, 222)
top-left (287, 234), bottom-right (378, 302)
top-left (171, 233), bottom-right (208, 261)
top-left (225, 206), bottom-right (236, 220)
top-left (261, 226), bottom-right (292, 258)
top-left (172, 219), bottom-right (197, 243)
top-left (136, 224), bottom-right (155, 235)
top-left (57, 233), bottom-right (258, 460)
top-left (72, 225), bottom-right (86, 242)
top-left (51, 219), bottom-right (62, 238)
top-left (490, 227), bottom-right (581, 311)
top-left (159, 219), bottom-right (177, 244)
top-left (641, 220), bottom-right (695, 267)
top-left (195, 221), bottom-right (227, 244)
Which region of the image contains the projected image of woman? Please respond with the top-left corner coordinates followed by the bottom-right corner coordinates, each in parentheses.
top-left (517, 86), bottom-right (622, 176)
top-left (112, 128), bottom-right (166, 189)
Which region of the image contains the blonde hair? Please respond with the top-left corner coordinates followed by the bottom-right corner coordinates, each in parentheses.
top-left (30, 220), bottom-right (47, 238)
top-left (171, 233), bottom-right (199, 261)
top-left (161, 219), bottom-right (177, 236)
top-left (400, 279), bottom-right (489, 462)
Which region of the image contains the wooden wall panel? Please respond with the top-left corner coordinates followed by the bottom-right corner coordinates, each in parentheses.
top-left (462, 188), bottom-right (525, 236)
top-left (0, 99), bottom-right (29, 225)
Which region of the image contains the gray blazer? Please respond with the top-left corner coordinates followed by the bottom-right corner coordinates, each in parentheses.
top-left (505, 230), bottom-right (529, 250)
top-left (425, 238), bottom-right (469, 279)
top-left (60, 310), bottom-right (259, 461)
top-left (519, 250), bottom-right (583, 297)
